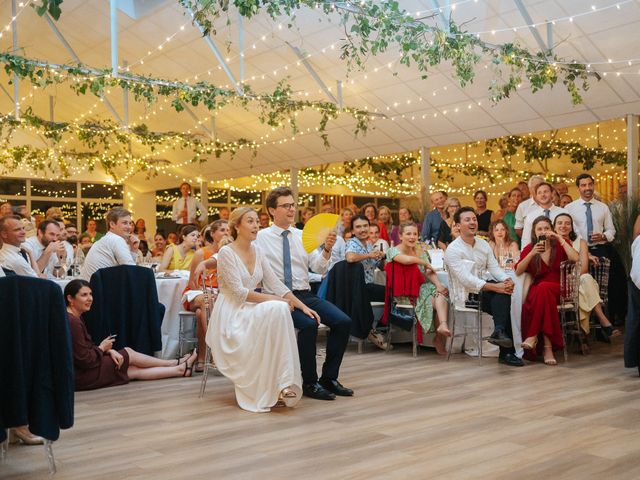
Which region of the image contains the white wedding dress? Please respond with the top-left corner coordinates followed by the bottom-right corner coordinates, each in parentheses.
top-left (206, 245), bottom-right (302, 412)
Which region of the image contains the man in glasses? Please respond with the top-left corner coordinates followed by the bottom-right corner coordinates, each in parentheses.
top-left (256, 187), bottom-right (353, 401)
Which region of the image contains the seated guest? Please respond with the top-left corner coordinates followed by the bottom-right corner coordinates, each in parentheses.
top-left (560, 194), bottom-right (573, 208)
top-left (520, 182), bottom-right (567, 248)
top-left (0, 200), bottom-right (12, 217)
top-left (378, 206), bottom-right (394, 243)
top-left (336, 207), bottom-right (353, 238)
top-left (55, 220), bottom-right (74, 267)
top-left (258, 211), bottom-right (271, 229)
top-left (206, 208), bottom-right (318, 412)
top-left (158, 224), bottom-right (198, 272)
top-left (139, 239), bottom-right (150, 258)
top-left (473, 190), bottom-right (493, 237)
top-left (368, 223), bottom-right (389, 252)
top-left (345, 215), bottom-right (387, 349)
top-left (79, 207), bottom-right (136, 280)
top-left (167, 231), bottom-right (178, 245)
top-left (65, 279), bottom-right (197, 391)
top-left (488, 220), bottom-right (520, 267)
top-left (503, 188), bottom-right (522, 246)
top-left (184, 219), bottom-right (229, 369)
top-left (15, 205), bottom-right (36, 238)
top-left (516, 216), bottom-right (579, 365)
top-left (83, 219), bottom-right (103, 243)
top-left (388, 222), bottom-right (451, 355)
top-left (218, 207), bottom-right (230, 221)
top-left (295, 207), bottom-right (315, 230)
top-left (133, 218), bottom-right (148, 241)
top-left (151, 232), bottom-right (167, 258)
top-left (24, 219), bottom-right (66, 277)
top-left (491, 195), bottom-right (509, 222)
top-left (0, 215), bottom-right (42, 277)
top-left (45, 206), bottom-right (63, 220)
top-left (553, 214), bottom-right (620, 340)
top-left (79, 233), bottom-right (93, 254)
top-left (361, 202), bottom-right (389, 242)
top-left (437, 197), bottom-right (461, 250)
top-left (391, 207), bottom-right (421, 246)
top-left (129, 236), bottom-right (145, 264)
top-left (421, 191), bottom-right (448, 244)
top-left (444, 207), bottom-right (523, 366)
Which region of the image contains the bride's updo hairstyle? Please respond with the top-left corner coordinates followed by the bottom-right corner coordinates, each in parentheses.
top-left (219, 207), bottom-right (255, 247)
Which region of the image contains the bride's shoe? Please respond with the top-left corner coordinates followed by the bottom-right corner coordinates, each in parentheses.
top-left (275, 387), bottom-right (298, 408)
top-left (521, 336), bottom-right (538, 351)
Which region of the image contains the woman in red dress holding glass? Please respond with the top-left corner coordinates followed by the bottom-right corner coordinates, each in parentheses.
top-left (515, 216), bottom-right (579, 365)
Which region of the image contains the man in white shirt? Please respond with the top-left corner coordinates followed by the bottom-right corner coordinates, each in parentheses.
top-left (256, 187), bottom-right (353, 401)
top-left (24, 219), bottom-right (66, 277)
top-left (0, 215), bottom-right (41, 277)
top-left (171, 182), bottom-right (206, 228)
top-left (55, 220), bottom-right (75, 266)
top-left (567, 173), bottom-right (625, 325)
top-left (444, 207), bottom-right (524, 367)
top-left (80, 207), bottom-right (136, 281)
top-left (515, 175), bottom-right (544, 240)
top-left (520, 182), bottom-right (568, 248)
top-left (565, 174), bottom-right (615, 253)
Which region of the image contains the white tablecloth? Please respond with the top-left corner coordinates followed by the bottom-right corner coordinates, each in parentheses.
top-left (53, 275), bottom-right (188, 359)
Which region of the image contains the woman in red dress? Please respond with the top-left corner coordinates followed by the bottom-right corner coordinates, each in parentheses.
top-left (515, 216), bottom-right (579, 365)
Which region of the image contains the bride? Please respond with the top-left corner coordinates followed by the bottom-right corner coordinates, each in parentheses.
top-left (205, 207), bottom-right (320, 412)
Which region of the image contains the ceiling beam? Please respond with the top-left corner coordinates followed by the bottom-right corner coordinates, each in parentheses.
top-left (41, 12), bottom-right (125, 126)
top-left (430, 0), bottom-right (450, 33)
top-left (513, 0), bottom-right (549, 53)
top-left (287, 43), bottom-right (338, 105)
top-left (183, 5), bottom-right (243, 96)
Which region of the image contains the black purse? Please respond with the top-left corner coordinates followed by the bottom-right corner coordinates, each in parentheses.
top-left (387, 260), bottom-right (415, 331)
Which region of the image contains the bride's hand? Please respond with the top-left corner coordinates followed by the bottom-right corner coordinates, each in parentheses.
top-left (302, 306), bottom-right (321, 325)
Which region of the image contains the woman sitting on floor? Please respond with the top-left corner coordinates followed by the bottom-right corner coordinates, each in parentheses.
top-left (183, 219), bottom-right (229, 370)
top-left (158, 224), bottom-right (198, 272)
top-left (205, 207), bottom-right (319, 412)
top-left (516, 216), bottom-right (579, 365)
top-left (65, 279), bottom-right (197, 391)
top-left (553, 213), bottom-right (621, 344)
top-left (386, 222), bottom-right (451, 354)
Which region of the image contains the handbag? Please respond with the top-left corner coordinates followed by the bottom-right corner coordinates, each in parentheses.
top-left (387, 260), bottom-right (415, 331)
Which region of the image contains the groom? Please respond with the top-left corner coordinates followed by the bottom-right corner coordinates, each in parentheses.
top-left (256, 187), bottom-right (353, 400)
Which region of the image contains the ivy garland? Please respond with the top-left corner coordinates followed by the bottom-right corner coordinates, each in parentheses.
top-left (178, 0), bottom-right (594, 105)
top-left (0, 109), bottom-right (256, 179)
top-left (0, 53), bottom-right (370, 148)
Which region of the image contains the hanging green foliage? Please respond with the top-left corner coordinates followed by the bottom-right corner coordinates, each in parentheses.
top-left (178, 0), bottom-right (594, 105)
top-left (0, 53), bottom-right (371, 149)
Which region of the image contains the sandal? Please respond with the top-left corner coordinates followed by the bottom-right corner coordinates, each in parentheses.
top-left (275, 387), bottom-right (298, 407)
top-left (176, 352), bottom-right (191, 366)
top-left (602, 325), bottom-right (621, 342)
top-left (182, 350), bottom-right (198, 377)
top-left (521, 336), bottom-right (538, 351)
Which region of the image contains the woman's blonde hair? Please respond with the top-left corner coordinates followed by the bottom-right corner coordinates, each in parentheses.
top-left (378, 205), bottom-right (392, 226)
top-left (219, 207), bottom-right (255, 247)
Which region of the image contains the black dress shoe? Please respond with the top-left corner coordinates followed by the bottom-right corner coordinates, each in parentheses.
top-left (319, 378), bottom-right (354, 397)
top-left (302, 382), bottom-right (336, 400)
top-left (498, 353), bottom-right (524, 367)
top-left (487, 331), bottom-right (513, 348)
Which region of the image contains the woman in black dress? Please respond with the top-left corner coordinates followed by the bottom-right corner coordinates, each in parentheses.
top-left (474, 190), bottom-right (493, 237)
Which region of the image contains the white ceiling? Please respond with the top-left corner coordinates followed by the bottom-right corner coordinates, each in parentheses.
top-left (0, 0), bottom-right (639, 192)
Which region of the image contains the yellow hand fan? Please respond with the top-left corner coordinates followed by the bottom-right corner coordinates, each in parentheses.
top-left (301, 213), bottom-right (340, 253)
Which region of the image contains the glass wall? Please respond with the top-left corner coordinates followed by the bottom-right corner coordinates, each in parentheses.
top-left (0, 178), bottom-right (123, 231)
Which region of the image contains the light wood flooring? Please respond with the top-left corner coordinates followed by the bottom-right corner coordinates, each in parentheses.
top-left (3, 338), bottom-right (640, 480)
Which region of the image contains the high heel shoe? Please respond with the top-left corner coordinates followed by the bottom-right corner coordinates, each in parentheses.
top-left (521, 336), bottom-right (538, 351)
top-left (275, 387), bottom-right (298, 408)
top-left (10, 426), bottom-right (44, 445)
top-left (543, 346), bottom-right (557, 366)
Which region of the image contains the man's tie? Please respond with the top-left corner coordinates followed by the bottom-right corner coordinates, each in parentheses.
top-left (585, 202), bottom-right (594, 242)
top-left (544, 209), bottom-right (550, 218)
top-left (281, 230), bottom-right (293, 289)
top-left (182, 197), bottom-right (188, 224)
top-left (19, 249), bottom-right (29, 263)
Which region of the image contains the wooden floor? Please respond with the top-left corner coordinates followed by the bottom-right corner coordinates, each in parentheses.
top-left (3, 338), bottom-right (640, 480)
